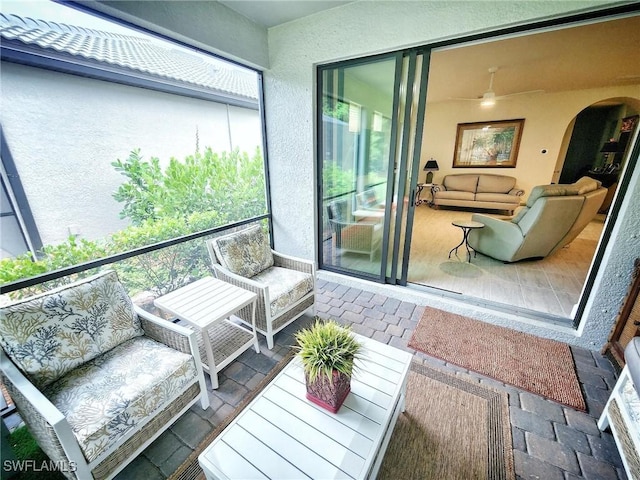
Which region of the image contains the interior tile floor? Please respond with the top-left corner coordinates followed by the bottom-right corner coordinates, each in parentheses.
top-left (324, 204), bottom-right (605, 319)
top-left (2, 279), bottom-right (625, 479)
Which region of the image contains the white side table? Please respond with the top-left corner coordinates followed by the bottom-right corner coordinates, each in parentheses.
top-left (154, 277), bottom-right (259, 389)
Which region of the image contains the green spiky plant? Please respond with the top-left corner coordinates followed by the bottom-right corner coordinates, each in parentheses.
top-left (294, 318), bottom-right (361, 383)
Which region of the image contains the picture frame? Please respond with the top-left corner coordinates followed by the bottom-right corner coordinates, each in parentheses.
top-left (453, 119), bottom-right (525, 168)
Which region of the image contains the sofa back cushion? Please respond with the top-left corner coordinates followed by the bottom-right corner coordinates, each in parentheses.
top-left (211, 224), bottom-right (274, 278)
top-left (443, 175), bottom-right (478, 193)
top-left (0, 270), bottom-right (143, 389)
top-left (477, 175), bottom-right (516, 194)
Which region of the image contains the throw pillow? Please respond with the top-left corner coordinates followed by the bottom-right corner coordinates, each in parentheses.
top-left (0, 270), bottom-right (143, 389)
top-left (212, 224), bottom-right (274, 278)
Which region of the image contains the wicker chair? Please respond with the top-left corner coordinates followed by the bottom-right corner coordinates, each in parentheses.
top-left (206, 225), bottom-right (315, 349)
top-left (0, 271), bottom-right (209, 480)
top-left (327, 199), bottom-right (382, 261)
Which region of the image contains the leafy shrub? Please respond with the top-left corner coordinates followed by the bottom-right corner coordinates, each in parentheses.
top-left (2, 146), bottom-right (266, 299)
top-left (0, 237), bottom-right (107, 299)
top-left (109, 212), bottom-right (218, 295)
top-left (112, 147), bottom-right (266, 224)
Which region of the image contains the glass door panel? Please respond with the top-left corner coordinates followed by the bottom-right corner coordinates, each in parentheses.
top-left (318, 55), bottom-right (399, 280)
top-left (394, 51), bottom-right (429, 285)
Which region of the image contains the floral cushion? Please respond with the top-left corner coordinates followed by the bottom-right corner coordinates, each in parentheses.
top-left (0, 270), bottom-right (143, 389)
top-left (212, 225), bottom-right (274, 278)
top-left (43, 336), bottom-right (197, 463)
top-left (252, 266), bottom-right (314, 318)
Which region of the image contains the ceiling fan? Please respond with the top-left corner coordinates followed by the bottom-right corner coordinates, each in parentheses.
top-left (454, 67), bottom-right (544, 107)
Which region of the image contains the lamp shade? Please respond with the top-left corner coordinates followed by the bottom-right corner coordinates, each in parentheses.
top-left (600, 139), bottom-right (620, 153)
top-left (423, 159), bottom-right (439, 171)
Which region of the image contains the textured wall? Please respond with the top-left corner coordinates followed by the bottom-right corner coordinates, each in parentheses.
top-left (1, 63), bottom-right (262, 246)
top-left (263, 0), bottom-right (639, 349)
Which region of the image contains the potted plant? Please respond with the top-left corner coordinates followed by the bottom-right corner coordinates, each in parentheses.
top-left (294, 318), bottom-right (361, 413)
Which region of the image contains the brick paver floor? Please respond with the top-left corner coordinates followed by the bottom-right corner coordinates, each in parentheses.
top-left (3, 278), bottom-right (624, 479)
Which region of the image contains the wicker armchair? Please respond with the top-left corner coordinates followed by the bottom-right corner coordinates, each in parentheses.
top-left (206, 225), bottom-right (315, 349)
top-left (0, 271), bottom-right (208, 480)
top-left (327, 199), bottom-right (382, 261)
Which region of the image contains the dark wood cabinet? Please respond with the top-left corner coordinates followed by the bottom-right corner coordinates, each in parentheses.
top-left (602, 258), bottom-right (640, 371)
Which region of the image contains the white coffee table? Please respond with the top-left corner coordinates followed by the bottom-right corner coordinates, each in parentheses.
top-left (154, 276), bottom-right (259, 389)
top-left (198, 334), bottom-right (413, 479)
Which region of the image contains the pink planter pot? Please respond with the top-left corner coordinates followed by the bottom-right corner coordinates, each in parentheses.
top-left (305, 370), bottom-right (351, 413)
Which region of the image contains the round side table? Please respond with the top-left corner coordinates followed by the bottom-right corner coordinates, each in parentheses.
top-left (449, 220), bottom-right (485, 262)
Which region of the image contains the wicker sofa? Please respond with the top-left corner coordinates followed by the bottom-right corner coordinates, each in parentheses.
top-left (431, 174), bottom-right (524, 213)
top-left (0, 271), bottom-right (208, 480)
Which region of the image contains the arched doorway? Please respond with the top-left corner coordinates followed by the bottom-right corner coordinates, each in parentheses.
top-left (557, 98), bottom-right (640, 214)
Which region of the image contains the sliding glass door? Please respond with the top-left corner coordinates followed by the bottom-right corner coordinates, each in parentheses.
top-left (318, 50), bottom-right (428, 283)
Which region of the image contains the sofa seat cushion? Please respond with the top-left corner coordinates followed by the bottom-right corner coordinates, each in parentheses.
top-left (212, 225), bottom-right (274, 278)
top-left (0, 271), bottom-right (143, 390)
top-left (43, 336), bottom-right (197, 463)
top-left (475, 192), bottom-right (520, 204)
top-left (252, 266), bottom-right (314, 318)
top-left (476, 175), bottom-right (516, 193)
top-left (436, 190), bottom-right (475, 201)
top-left (443, 175), bottom-right (478, 193)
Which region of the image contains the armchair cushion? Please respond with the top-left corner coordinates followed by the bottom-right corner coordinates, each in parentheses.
top-left (43, 336), bottom-right (198, 463)
top-left (523, 177), bottom-right (599, 207)
top-left (252, 266), bottom-right (314, 318)
top-left (0, 271), bottom-right (143, 390)
top-left (211, 225), bottom-right (274, 278)
top-left (356, 189), bottom-right (383, 210)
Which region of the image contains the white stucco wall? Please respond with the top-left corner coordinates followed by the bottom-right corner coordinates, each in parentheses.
top-left (80, 0), bottom-right (640, 349)
top-left (1, 62), bottom-right (262, 246)
top-left (422, 87), bottom-right (640, 197)
top-left (263, 0), bottom-right (640, 350)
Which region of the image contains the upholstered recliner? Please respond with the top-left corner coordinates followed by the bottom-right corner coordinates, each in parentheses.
top-left (327, 199), bottom-right (382, 261)
top-left (206, 225), bottom-right (315, 349)
top-left (467, 177), bottom-right (607, 262)
top-left (0, 270), bottom-right (208, 480)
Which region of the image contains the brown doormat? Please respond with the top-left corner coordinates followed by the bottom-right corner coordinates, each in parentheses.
top-left (379, 362), bottom-right (514, 480)
top-left (409, 306), bottom-right (586, 411)
top-left (172, 359), bottom-right (514, 480)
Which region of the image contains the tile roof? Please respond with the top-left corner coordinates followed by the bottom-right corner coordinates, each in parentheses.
top-left (0, 13), bottom-right (258, 101)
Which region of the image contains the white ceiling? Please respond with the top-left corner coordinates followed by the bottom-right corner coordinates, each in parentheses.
top-left (427, 15), bottom-right (640, 103)
top-left (216, 2), bottom-right (639, 103)
top-left (218, 0), bottom-right (353, 28)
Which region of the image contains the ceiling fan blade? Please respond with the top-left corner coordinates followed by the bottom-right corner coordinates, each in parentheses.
top-left (495, 89), bottom-right (545, 99)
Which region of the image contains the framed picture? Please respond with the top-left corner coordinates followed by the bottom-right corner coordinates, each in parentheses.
top-left (453, 119), bottom-right (525, 168)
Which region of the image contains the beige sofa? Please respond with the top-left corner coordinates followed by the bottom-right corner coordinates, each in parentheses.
top-left (467, 176), bottom-right (607, 262)
top-left (432, 174), bottom-right (524, 213)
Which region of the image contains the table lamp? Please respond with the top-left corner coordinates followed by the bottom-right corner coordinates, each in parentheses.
top-left (423, 158), bottom-right (439, 183)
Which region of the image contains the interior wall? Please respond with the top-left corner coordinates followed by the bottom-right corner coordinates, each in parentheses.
top-left (421, 85), bottom-right (640, 197)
